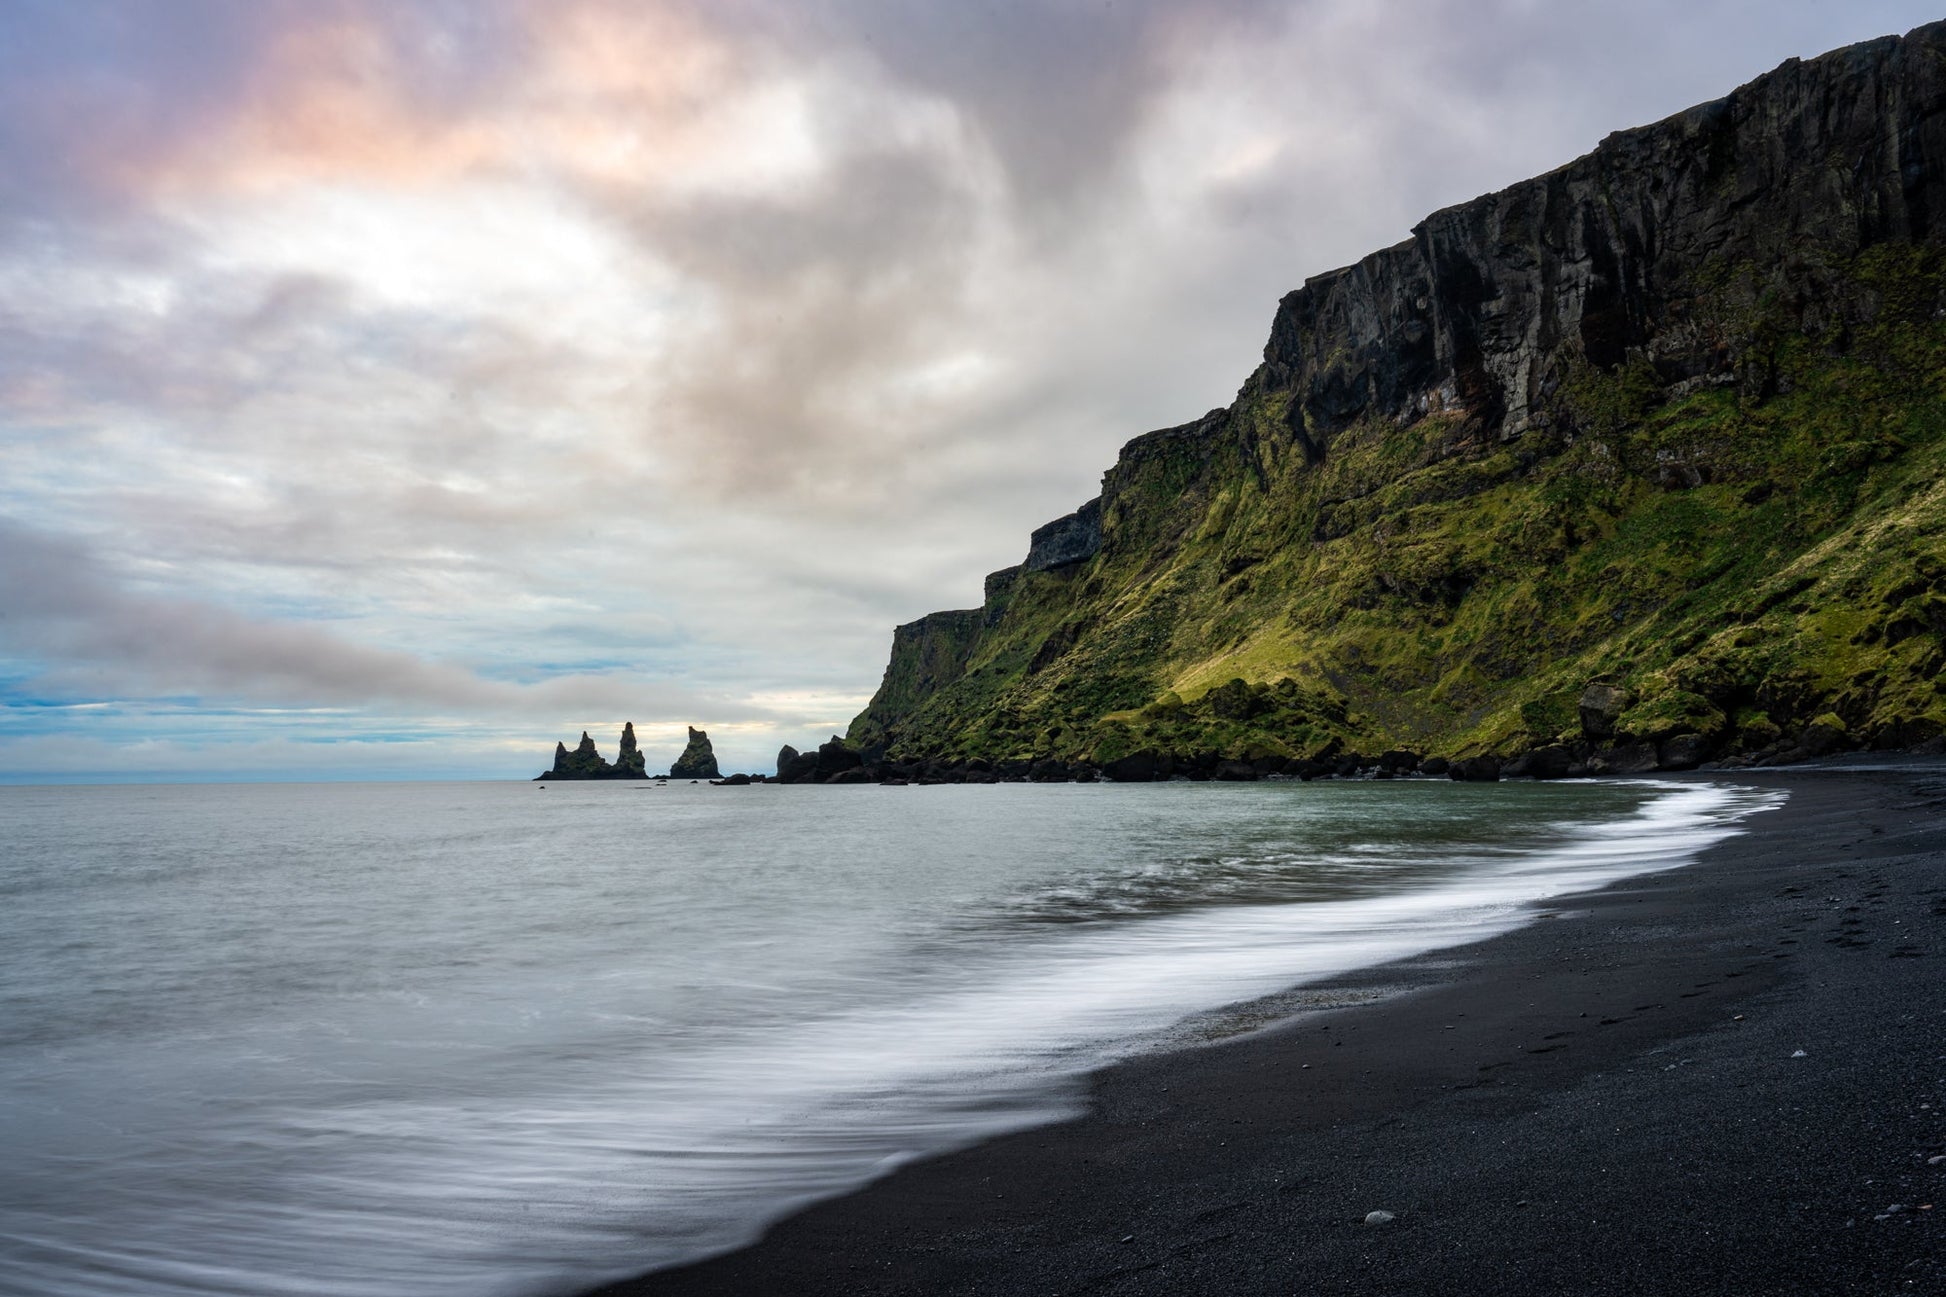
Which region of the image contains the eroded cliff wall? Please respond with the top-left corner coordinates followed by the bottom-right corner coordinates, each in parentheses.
top-left (847, 24), bottom-right (1946, 771)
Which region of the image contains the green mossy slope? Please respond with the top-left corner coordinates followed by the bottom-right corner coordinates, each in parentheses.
top-left (849, 246), bottom-right (1946, 769)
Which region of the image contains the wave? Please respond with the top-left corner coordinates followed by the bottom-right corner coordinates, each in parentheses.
top-left (0, 780), bottom-right (1782, 1297)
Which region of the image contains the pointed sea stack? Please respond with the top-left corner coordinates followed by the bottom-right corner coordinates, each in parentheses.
top-left (669, 726), bottom-right (721, 780)
top-left (616, 722), bottom-right (647, 778)
top-left (533, 725), bottom-right (647, 780)
top-left (564, 732), bottom-right (611, 778)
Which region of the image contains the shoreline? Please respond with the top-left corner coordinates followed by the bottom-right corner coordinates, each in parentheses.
top-left (589, 758), bottom-right (1946, 1296)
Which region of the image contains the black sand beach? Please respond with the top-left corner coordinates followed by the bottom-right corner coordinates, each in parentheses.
top-left (594, 761), bottom-right (1946, 1296)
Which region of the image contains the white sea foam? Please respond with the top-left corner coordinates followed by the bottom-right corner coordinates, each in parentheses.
top-left (0, 779), bottom-right (1781, 1296)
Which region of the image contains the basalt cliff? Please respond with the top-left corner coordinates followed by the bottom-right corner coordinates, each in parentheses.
top-left (842, 24), bottom-right (1946, 781)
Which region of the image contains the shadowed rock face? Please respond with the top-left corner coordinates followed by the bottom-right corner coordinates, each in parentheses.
top-left (670, 726), bottom-right (721, 780)
top-left (1258, 27), bottom-right (1946, 448)
top-left (560, 732), bottom-right (611, 778)
top-left (1026, 498), bottom-right (1103, 572)
top-left (843, 23), bottom-right (1946, 775)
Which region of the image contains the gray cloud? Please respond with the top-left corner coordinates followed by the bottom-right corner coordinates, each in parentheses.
top-left (771, 0), bottom-right (1293, 215)
top-left (0, 517), bottom-right (760, 721)
top-left (3, 0), bottom-right (1942, 777)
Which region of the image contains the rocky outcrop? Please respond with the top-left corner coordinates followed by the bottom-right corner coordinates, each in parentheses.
top-left (849, 610), bottom-right (985, 748)
top-left (1578, 685), bottom-right (1631, 741)
top-left (776, 736), bottom-right (868, 783)
top-left (1025, 498), bottom-right (1103, 572)
top-left (535, 727), bottom-right (648, 780)
top-left (560, 732), bottom-right (608, 778)
top-left (1447, 756), bottom-right (1503, 783)
top-left (1257, 28), bottom-right (1946, 449)
top-left (615, 722), bottom-right (646, 777)
top-left (669, 726), bottom-right (721, 780)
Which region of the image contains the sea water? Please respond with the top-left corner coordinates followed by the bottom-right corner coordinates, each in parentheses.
top-left (0, 777), bottom-right (1781, 1296)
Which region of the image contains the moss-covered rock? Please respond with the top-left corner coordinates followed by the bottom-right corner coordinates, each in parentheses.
top-left (669, 726), bottom-right (721, 779)
top-left (1618, 690), bottom-right (1727, 744)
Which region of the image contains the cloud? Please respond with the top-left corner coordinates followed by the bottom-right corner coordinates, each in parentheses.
top-left (0, 517), bottom-right (758, 720)
top-left (3, 0), bottom-right (1942, 778)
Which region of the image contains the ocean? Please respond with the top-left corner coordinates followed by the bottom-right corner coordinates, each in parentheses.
top-left (0, 777), bottom-right (1781, 1296)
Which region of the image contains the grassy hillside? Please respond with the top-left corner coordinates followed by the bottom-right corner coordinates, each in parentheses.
top-left (849, 245), bottom-right (1946, 771)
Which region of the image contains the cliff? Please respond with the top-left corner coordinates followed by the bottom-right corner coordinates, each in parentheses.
top-left (846, 23), bottom-right (1946, 775)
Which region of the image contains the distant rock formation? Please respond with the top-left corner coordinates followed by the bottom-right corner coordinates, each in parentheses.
top-left (534, 725), bottom-right (648, 780)
top-left (669, 726), bottom-right (721, 779)
top-left (616, 722), bottom-right (646, 777)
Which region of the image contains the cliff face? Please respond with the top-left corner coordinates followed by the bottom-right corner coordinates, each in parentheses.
top-left (848, 23), bottom-right (1946, 772)
top-left (1261, 29), bottom-right (1946, 448)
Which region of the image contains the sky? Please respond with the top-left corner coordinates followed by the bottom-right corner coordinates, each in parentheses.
top-left (1, 0), bottom-right (1939, 782)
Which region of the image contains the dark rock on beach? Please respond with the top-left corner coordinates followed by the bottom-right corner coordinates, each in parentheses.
top-left (1577, 684), bottom-right (1630, 741)
top-left (1103, 750), bottom-right (1160, 782)
top-left (765, 725), bottom-right (1844, 787)
top-left (774, 736), bottom-right (870, 784)
top-left (1505, 744), bottom-right (1574, 779)
top-left (1592, 742), bottom-right (1660, 775)
top-left (816, 737), bottom-right (863, 776)
top-left (1657, 732), bottom-right (1711, 770)
top-left (1447, 755), bottom-right (1502, 782)
top-left (776, 745), bottom-right (822, 783)
top-left (1376, 749), bottom-right (1422, 774)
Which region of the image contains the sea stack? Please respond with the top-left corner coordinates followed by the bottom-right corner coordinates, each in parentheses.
top-left (669, 726), bottom-right (721, 780)
top-left (616, 722), bottom-right (647, 778)
top-left (533, 725), bottom-right (648, 780)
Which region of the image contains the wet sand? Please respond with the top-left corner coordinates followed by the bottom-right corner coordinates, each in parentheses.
top-left (591, 760), bottom-right (1946, 1296)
